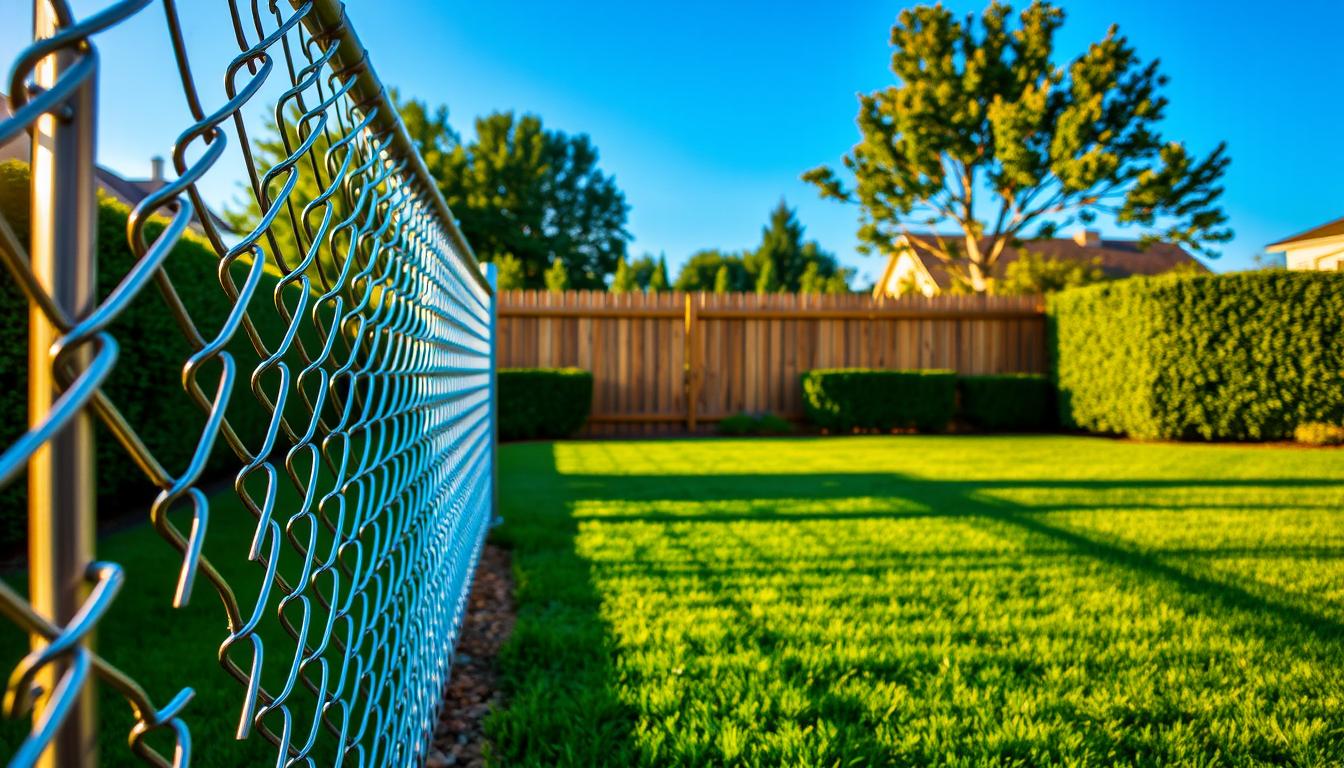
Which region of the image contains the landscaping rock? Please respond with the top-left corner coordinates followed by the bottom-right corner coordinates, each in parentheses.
top-left (424, 544), bottom-right (515, 768)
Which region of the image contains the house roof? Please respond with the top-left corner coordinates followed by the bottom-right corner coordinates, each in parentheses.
top-left (0, 96), bottom-right (229, 233)
top-left (1265, 216), bottom-right (1344, 250)
top-left (890, 232), bottom-right (1206, 291)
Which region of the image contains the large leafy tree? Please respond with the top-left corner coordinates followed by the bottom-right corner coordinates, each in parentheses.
top-left (418, 108), bottom-right (630, 289)
top-left (675, 250), bottom-right (752, 292)
top-left (233, 96), bottom-right (630, 291)
top-left (804, 1), bottom-right (1230, 293)
top-left (993, 250), bottom-right (1105, 295)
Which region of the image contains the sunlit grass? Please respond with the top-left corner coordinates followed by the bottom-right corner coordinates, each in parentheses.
top-left (489, 436), bottom-right (1344, 767)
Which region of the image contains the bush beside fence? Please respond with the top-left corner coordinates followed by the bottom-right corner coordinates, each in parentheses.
top-left (958, 374), bottom-right (1054, 431)
top-left (1049, 271), bottom-right (1344, 440)
top-left (498, 368), bottom-right (594, 439)
top-left (0, 160), bottom-right (287, 550)
top-left (801, 369), bottom-right (957, 432)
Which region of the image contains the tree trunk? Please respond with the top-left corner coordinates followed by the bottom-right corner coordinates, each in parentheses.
top-left (963, 233), bottom-right (990, 293)
top-left (967, 259), bottom-right (988, 293)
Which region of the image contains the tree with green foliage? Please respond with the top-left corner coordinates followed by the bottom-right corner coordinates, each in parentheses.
top-left (544, 258), bottom-right (570, 292)
top-left (649, 256), bottom-right (670, 292)
top-left (799, 262), bottom-right (852, 295)
top-left (626, 254), bottom-right (658, 290)
top-left (422, 108), bottom-right (630, 289)
top-left (755, 259), bottom-right (780, 294)
top-left (804, 1), bottom-right (1230, 293)
top-left (713, 264), bottom-right (731, 294)
top-left (674, 249), bottom-right (752, 292)
top-left (495, 253), bottom-right (526, 290)
top-left (234, 96), bottom-right (631, 291)
top-left (994, 251), bottom-right (1105, 295)
top-left (748, 201), bottom-right (849, 293)
top-left (610, 256), bottom-right (639, 293)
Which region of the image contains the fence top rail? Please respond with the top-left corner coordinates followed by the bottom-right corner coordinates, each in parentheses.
top-left (497, 304), bottom-right (1045, 320)
top-left (497, 290), bottom-right (1045, 319)
top-left (298, 0), bottom-right (491, 295)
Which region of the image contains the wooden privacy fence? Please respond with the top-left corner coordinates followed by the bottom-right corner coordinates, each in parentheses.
top-left (498, 290), bottom-right (1047, 434)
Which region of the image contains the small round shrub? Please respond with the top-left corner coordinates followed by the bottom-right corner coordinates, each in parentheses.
top-left (1294, 423), bottom-right (1344, 447)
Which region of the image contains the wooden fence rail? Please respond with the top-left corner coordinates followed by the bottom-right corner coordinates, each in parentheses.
top-left (497, 290), bottom-right (1047, 435)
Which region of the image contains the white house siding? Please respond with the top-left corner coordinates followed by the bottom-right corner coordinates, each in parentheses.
top-left (879, 251), bottom-right (939, 297)
top-left (1281, 240), bottom-right (1344, 271)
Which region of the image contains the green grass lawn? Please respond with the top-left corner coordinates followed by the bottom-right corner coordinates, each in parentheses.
top-left (488, 436), bottom-right (1344, 767)
top-left (0, 476), bottom-right (336, 766)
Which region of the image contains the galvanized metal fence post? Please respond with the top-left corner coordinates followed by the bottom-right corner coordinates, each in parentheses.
top-left (27, 1), bottom-right (99, 764)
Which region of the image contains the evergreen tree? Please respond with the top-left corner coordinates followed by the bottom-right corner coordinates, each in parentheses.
top-left (805, 1), bottom-right (1230, 293)
top-left (755, 259), bottom-right (780, 294)
top-left (713, 264), bottom-right (731, 294)
top-left (649, 256), bottom-right (670, 292)
top-left (627, 254), bottom-right (658, 290)
top-left (495, 253), bottom-right (526, 290)
top-left (823, 272), bottom-right (851, 295)
top-left (610, 256), bottom-right (638, 293)
top-left (544, 258), bottom-right (570, 292)
top-left (799, 262), bottom-right (825, 295)
top-left (747, 201), bottom-right (846, 293)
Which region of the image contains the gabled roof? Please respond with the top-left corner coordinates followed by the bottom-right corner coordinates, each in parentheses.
top-left (1266, 217), bottom-right (1344, 250)
top-left (891, 232), bottom-right (1205, 291)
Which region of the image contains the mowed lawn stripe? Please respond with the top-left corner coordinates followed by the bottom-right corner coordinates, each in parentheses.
top-left (488, 436), bottom-right (1344, 767)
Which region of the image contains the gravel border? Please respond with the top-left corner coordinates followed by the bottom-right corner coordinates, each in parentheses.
top-left (426, 544), bottom-right (515, 767)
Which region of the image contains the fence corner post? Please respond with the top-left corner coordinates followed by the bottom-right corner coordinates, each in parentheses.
top-left (484, 262), bottom-right (501, 526)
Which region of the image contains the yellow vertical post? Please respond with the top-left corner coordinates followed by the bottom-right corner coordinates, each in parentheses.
top-left (29, 1), bottom-right (99, 764)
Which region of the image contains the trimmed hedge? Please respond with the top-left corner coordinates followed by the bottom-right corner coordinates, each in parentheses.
top-left (958, 374), bottom-right (1054, 431)
top-left (718, 412), bottom-right (793, 436)
top-left (498, 368), bottom-right (593, 440)
top-left (801, 369), bottom-right (956, 432)
top-left (0, 160), bottom-right (291, 550)
top-left (1050, 271), bottom-right (1344, 440)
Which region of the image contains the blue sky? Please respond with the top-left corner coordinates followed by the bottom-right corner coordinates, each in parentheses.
top-left (4, 1), bottom-right (1341, 285)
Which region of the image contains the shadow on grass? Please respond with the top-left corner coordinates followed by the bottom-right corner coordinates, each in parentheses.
top-left (484, 444), bottom-right (639, 766)
top-left (491, 450), bottom-right (1344, 765)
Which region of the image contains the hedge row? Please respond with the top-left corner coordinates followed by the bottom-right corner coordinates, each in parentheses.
top-left (801, 369), bottom-right (957, 432)
top-left (0, 160), bottom-right (292, 550)
top-left (1049, 271), bottom-right (1344, 440)
top-left (800, 369), bottom-right (1052, 433)
top-left (959, 374), bottom-right (1054, 431)
top-left (498, 368), bottom-right (593, 440)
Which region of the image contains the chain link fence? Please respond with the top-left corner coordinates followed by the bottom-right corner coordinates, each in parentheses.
top-left (0, 0), bottom-right (497, 764)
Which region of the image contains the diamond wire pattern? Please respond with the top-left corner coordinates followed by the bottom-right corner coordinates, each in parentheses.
top-left (0, 1), bottom-right (495, 765)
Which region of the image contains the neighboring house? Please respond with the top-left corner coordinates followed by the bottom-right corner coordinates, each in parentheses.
top-left (873, 229), bottom-right (1206, 298)
top-left (1265, 217), bottom-right (1344, 271)
top-left (0, 96), bottom-right (226, 233)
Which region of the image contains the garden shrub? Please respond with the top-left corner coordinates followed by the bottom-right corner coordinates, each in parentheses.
top-left (1295, 423), bottom-right (1344, 447)
top-left (800, 369), bottom-right (956, 432)
top-left (0, 160), bottom-right (291, 551)
top-left (498, 368), bottom-right (593, 440)
top-left (717, 412), bottom-right (793, 436)
top-left (958, 374), bottom-right (1054, 431)
top-left (1050, 271), bottom-right (1344, 440)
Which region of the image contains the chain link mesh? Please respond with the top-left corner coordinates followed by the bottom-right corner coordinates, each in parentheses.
top-left (0, 1), bottom-right (496, 764)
